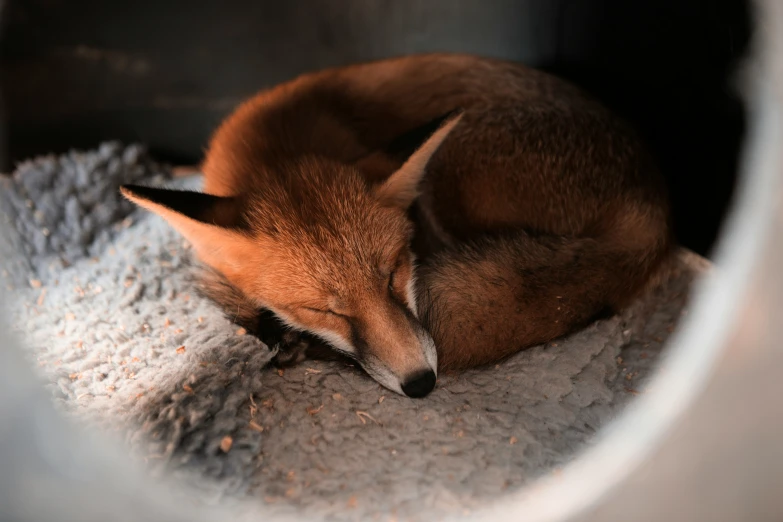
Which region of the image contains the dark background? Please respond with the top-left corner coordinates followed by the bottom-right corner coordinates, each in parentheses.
top-left (0, 0), bottom-right (752, 257)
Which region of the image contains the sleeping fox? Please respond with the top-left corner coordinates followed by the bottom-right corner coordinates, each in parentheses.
top-left (121, 53), bottom-right (672, 398)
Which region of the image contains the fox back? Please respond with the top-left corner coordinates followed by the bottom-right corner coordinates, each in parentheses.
top-left (122, 53), bottom-right (672, 398)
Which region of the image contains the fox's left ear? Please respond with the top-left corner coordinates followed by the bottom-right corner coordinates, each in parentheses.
top-left (120, 185), bottom-right (253, 271)
top-left (374, 110), bottom-right (464, 210)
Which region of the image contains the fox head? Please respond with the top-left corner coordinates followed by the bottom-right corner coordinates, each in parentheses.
top-left (121, 113), bottom-right (462, 398)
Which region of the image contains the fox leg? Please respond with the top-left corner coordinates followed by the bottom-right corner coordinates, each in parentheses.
top-left (227, 306), bottom-right (343, 368)
top-left (249, 309), bottom-right (309, 368)
top-left (193, 266), bottom-right (337, 367)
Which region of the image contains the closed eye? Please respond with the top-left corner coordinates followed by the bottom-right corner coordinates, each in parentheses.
top-left (304, 307), bottom-right (350, 319)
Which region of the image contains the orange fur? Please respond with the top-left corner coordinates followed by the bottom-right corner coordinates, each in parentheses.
top-left (121, 53), bottom-right (672, 397)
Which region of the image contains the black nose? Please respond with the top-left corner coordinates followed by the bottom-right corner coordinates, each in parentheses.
top-left (401, 370), bottom-right (437, 398)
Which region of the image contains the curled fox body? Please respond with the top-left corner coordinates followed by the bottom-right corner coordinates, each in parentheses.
top-left (122, 53), bottom-right (672, 398)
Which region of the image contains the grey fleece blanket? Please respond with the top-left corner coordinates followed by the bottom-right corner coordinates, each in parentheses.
top-left (0, 143), bottom-right (705, 521)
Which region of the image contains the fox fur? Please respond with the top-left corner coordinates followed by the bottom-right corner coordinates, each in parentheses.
top-left (121, 53), bottom-right (672, 398)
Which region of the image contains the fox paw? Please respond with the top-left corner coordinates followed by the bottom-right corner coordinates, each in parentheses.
top-left (250, 308), bottom-right (341, 368)
top-left (270, 330), bottom-right (312, 368)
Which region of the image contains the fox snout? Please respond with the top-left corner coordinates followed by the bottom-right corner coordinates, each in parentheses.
top-left (360, 347), bottom-right (437, 399)
top-left (400, 369), bottom-right (437, 398)
top-left (354, 309), bottom-right (438, 398)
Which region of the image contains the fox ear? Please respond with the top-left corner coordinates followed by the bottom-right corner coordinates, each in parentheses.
top-left (120, 185), bottom-right (251, 269)
top-left (120, 185), bottom-right (243, 228)
top-left (374, 110), bottom-right (464, 210)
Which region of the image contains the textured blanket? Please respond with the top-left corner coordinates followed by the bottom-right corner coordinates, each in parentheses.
top-left (0, 143), bottom-right (705, 521)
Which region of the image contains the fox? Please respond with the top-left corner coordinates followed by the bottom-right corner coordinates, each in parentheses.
top-left (121, 53), bottom-right (672, 399)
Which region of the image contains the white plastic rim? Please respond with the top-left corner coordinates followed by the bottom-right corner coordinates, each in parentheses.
top-left (1, 2), bottom-right (779, 522)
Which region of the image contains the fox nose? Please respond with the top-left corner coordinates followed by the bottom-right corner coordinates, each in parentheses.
top-left (401, 369), bottom-right (437, 398)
